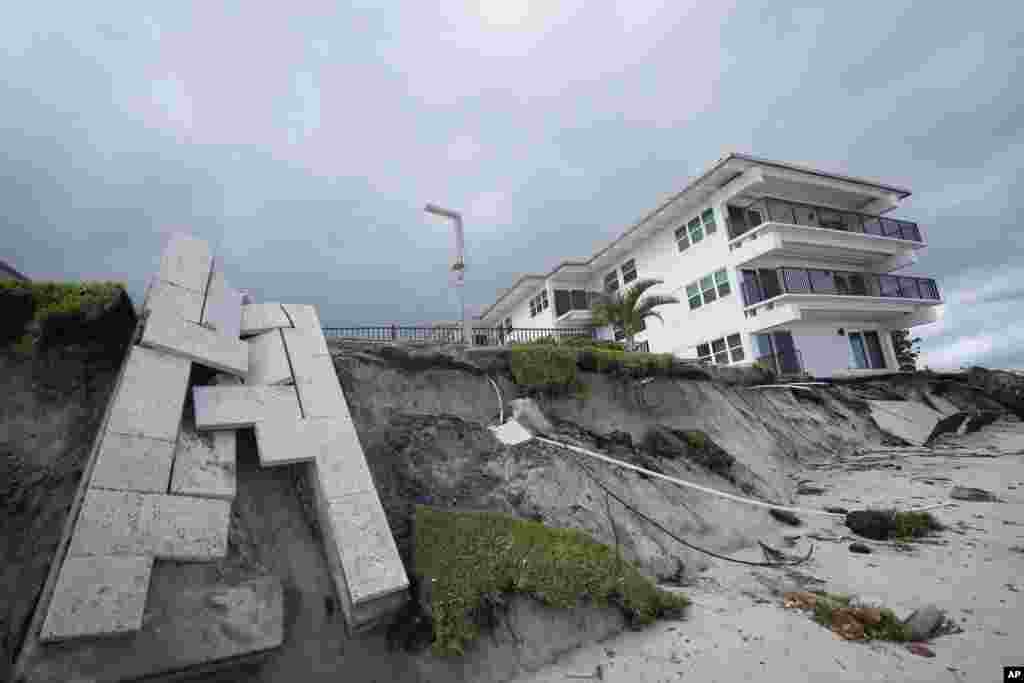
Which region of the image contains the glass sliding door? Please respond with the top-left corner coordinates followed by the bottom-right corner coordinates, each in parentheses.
top-left (863, 331), bottom-right (886, 369)
top-left (773, 331), bottom-right (800, 374)
top-left (848, 332), bottom-right (869, 369)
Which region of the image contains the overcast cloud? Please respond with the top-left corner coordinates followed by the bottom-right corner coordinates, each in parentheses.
top-left (2, 0), bottom-right (1021, 369)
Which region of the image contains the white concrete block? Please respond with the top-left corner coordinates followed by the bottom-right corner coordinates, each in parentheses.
top-left (170, 412), bottom-right (236, 500)
top-left (202, 267), bottom-right (243, 340)
top-left (327, 491), bottom-right (408, 604)
top-left (281, 329), bottom-right (336, 385)
top-left (40, 555), bottom-right (154, 642)
top-left (193, 385), bottom-right (302, 430)
top-left (158, 233), bottom-right (212, 295)
top-left (246, 331), bottom-right (292, 386)
top-left (144, 278), bottom-right (204, 323)
top-left (69, 489), bottom-right (230, 560)
top-left (70, 489), bottom-right (150, 557)
top-left (281, 304), bottom-right (329, 356)
top-left (142, 308), bottom-right (248, 376)
top-left (313, 434), bottom-right (376, 501)
top-left (106, 346), bottom-right (191, 443)
top-left (90, 430), bottom-right (176, 494)
top-left (281, 303), bottom-right (323, 333)
top-left (869, 400), bottom-right (942, 446)
top-left (240, 303), bottom-right (292, 337)
top-left (254, 418), bottom-right (375, 499)
top-left (143, 494), bottom-right (231, 561)
top-left (295, 376), bottom-right (348, 419)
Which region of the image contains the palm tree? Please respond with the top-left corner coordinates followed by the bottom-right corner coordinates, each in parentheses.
top-left (590, 278), bottom-right (680, 352)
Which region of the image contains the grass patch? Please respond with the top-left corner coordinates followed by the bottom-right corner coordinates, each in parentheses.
top-left (0, 280), bottom-right (125, 322)
top-left (414, 506), bottom-right (689, 657)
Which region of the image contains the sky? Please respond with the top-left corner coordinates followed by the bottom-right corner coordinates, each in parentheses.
top-left (2, 0), bottom-right (1021, 370)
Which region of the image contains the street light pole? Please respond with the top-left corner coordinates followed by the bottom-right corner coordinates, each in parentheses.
top-left (424, 203), bottom-right (472, 346)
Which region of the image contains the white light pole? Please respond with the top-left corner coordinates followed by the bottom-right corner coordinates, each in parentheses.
top-left (424, 203), bottom-right (472, 346)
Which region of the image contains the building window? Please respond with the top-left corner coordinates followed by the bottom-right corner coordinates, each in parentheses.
top-left (686, 283), bottom-right (701, 310)
top-left (636, 340), bottom-right (650, 353)
top-left (711, 337), bottom-right (728, 364)
top-left (697, 342), bottom-right (711, 362)
top-left (700, 275), bottom-right (717, 304)
top-left (528, 290), bottom-right (549, 318)
top-left (675, 225), bottom-right (690, 252)
top-left (701, 208), bottom-right (716, 235)
top-left (614, 328), bottom-right (626, 341)
top-left (604, 270), bottom-right (620, 293)
top-left (688, 217), bottom-right (704, 245)
top-left (727, 333), bottom-right (744, 362)
top-left (714, 268), bottom-right (731, 297)
top-left (621, 258), bottom-right (637, 285)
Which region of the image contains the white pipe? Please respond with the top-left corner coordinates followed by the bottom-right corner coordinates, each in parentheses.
top-left (487, 376), bottom-right (503, 424)
top-left (534, 436), bottom-right (846, 518)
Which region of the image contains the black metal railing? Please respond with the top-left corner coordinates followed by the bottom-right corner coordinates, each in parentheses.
top-left (754, 350), bottom-right (805, 376)
top-left (740, 268), bottom-right (941, 307)
top-left (727, 197), bottom-right (923, 243)
top-left (321, 326), bottom-right (597, 346)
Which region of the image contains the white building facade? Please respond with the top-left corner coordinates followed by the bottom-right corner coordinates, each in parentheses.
top-left (476, 154), bottom-right (944, 379)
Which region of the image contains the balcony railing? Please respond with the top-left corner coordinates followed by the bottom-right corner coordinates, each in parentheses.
top-left (322, 326), bottom-right (596, 346)
top-left (754, 350), bottom-right (805, 377)
top-left (727, 198), bottom-right (923, 243)
top-left (740, 268), bottom-right (941, 307)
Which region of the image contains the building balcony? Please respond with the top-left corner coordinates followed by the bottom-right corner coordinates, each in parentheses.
top-left (553, 288), bottom-right (599, 324)
top-left (740, 267), bottom-right (943, 331)
top-left (726, 198), bottom-right (925, 271)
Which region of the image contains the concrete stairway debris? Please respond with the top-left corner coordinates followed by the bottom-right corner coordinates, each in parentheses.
top-left (196, 300), bottom-right (410, 632)
top-left (40, 235), bottom-right (246, 643)
top-left (34, 233), bottom-right (404, 654)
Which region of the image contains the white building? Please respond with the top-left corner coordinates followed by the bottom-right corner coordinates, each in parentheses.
top-left (475, 153), bottom-right (944, 379)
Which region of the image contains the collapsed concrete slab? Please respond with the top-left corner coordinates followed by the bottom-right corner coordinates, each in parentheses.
top-left (170, 413), bottom-right (236, 500)
top-left (923, 391), bottom-right (960, 416)
top-left (201, 267), bottom-right (243, 341)
top-left (39, 555), bottom-right (154, 642)
top-left (868, 400), bottom-right (943, 446)
top-left (26, 577), bottom-right (283, 681)
top-left (281, 303), bottom-right (323, 335)
top-left (143, 494), bottom-right (231, 561)
top-left (240, 303), bottom-right (292, 337)
top-left (281, 330), bottom-right (336, 383)
top-left (141, 308), bottom-right (248, 376)
top-left (326, 491), bottom-right (409, 606)
top-left (144, 278), bottom-right (205, 323)
top-left (157, 233), bottom-right (212, 295)
top-left (90, 430), bottom-right (176, 494)
top-left (246, 330), bottom-right (292, 386)
top-left (193, 385), bottom-right (303, 430)
top-left (69, 489), bottom-right (230, 561)
top-left (106, 346), bottom-right (191, 443)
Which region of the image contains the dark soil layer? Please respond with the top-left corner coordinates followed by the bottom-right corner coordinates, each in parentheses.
top-left (0, 349), bottom-right (124, 681)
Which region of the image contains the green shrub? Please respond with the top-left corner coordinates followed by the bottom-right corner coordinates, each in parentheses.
top-left (18, 281), bottom-right (125, 322)
top-left (414, 506), bottom-right (689, 656)
top-left (510, 345), bottom-right (583, 396)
